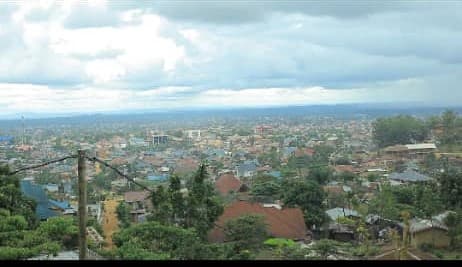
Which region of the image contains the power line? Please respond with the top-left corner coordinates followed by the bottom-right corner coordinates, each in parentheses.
top-left (86, 156), bottom-right (154, 193)
top-left (8, 155), bottom-right (77, 176)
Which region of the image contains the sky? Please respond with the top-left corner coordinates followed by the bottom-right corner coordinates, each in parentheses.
top-left (0, 0), bottom-right (461, 117)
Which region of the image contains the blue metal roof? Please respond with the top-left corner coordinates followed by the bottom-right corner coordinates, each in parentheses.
top-left (48, 199), bottom-right (71, 210)
top-left (20, 180), bottom-right (58, 220)
top-left (237, 162), bottom-right (257, 174)
top-left (147, 174), bottom-right (169, 181)
top-left (0, 136), bottom-right (14, 142)
top-left (268, 171), bottom-right (282, 179)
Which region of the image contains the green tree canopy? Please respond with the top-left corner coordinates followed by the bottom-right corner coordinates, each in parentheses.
top-left (149, 164), bottom-right (224, 240)
top-left (224, 214), bottom-right (269, 254)
top-left (373, 115), bottom-right (429, 148)
top-left (280, 178), bottom-right (327, 228)
top-left (113, 221), bottom-right (207, 260)
top-left (439, 169), bottom-right (462, 209)
top-left (0, 165), bottom-right (37, 228)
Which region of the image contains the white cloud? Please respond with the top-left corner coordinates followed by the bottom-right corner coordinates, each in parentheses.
top-left (0, 1), bottom-right (460, 117)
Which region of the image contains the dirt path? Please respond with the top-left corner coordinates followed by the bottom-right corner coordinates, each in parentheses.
top-left (102, 199), bottom-right (120, 249)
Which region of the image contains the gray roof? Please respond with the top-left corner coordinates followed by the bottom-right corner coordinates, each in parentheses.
top-left (388, 169), bottom-right (432, 182)
top-left (326, 208), bottom-right (360, 221)
top-left (399, 212), bottom-right (454, 234)
top-left (409, 219), bottom-right (448, 233)
top-left (236, 162), bottom-right (257, 174)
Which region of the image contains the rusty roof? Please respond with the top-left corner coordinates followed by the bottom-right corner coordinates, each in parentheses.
top-left (215, 173), bottom-right (241, 196)
top-left (208, 200), bottom-right (307, 242)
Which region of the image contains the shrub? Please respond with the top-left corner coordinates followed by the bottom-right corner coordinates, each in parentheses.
top-left (434, 251), bottom-right (444, 259)
top-left (419, 243), bottom-right (434, 252)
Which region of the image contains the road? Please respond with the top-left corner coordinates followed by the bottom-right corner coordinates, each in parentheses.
top-left (101, 199), bottom-right (120, 249)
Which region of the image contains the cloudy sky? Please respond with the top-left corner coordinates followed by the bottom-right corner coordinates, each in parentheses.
top-left (0, 0), bottom-right (461, 117)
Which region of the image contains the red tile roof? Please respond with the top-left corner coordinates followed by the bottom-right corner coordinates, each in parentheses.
top-left (208, 200), bottom-right (308, 242)
top-left (215, 174), bottom-right (242, 196)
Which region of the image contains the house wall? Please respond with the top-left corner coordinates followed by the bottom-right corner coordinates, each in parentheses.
top-left (331, 232), bottom-right (355, 242)
top-left (411, 228), bottom-right (450, 249)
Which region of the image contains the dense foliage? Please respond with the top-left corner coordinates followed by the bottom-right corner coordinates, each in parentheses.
top-left (373, 115), bottom-right (429, 148)
top-left (280, 178), bottom-right (327, 228)
top-left (149, 164), bottom-right (224, 239)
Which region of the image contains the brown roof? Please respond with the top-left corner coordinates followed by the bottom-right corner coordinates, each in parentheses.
top-left (323, 185), bottom-right (344, 195)
top-left (124, 191), bottom-right (150, 202)
top-left (208, 200), bottom-right (308, 242)
top-left (384, 145), bottom-right (408, 153)
top-left (215, 174), bottom-right (242, 196)
top-left (294, 148), bottom-right (315, 157)
top-left (334, 165), bottom-right (355, 173)
top-left (110, 157), bottom-right (127, 166)
top-left (174, 158), bottom-right (199, 174)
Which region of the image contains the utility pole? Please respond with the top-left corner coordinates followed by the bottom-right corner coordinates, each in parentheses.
top-left (78, 150), bottom-right (87, 260)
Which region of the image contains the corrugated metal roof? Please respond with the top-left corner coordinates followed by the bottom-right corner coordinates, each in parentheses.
top-left (326, 208), bottom-right (359, 221)
top-left (389, 169), bottom-right (432, 182)
top-left (20, 180), bottom-right (58, 220)
top-left (406, 143), bottom-right (437, 150)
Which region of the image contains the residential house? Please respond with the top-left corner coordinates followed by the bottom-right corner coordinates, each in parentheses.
top-left (208, 200), bottom-right (310, 243)
top-left (236, 162), bottom-right (257, 178)
top-left (383, 143), bottom-right (437, 160)
top-left (388, 168), bottom-right (433, 183)
top-left (405, 212), bottom-right (453, 249)
top-left (147, 173), bottom-right (169, 182)
top-left (325, 207), bottom-right (361, 242)
top-left (326, 207), bottom-right (360, 222)
top-left (123, 191), bottom-right (152, 223)
top-left (20, 179), bottom-right (77, 220)
top-left (406, 143), bottom-right (437, 159)
top-left (215, 173), bottom-right (245, 197)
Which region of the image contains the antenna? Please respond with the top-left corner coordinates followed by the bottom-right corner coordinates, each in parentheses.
top-left (21, 115), bottom-right (25, 146)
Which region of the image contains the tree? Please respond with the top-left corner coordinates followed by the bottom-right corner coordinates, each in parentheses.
top-left (0, 211), bottom-right (75, 259)
top-left (310, 239), bottom-right (340, 260)
top-left (440, 110), bottom-right (459, 145)
top-left (306, 166), bottom-right (333, 185)
top-left (368, 183), bottom-right (399, 220)
top-left (224, 214), bottom-right (269, 255)
top-left (168, 175), bottom-right (185, 226)
top-left (280, 178), bottom-right (327, 228)
top-left (149, 164), bottom-right (224, 240)
top-left (373, 115), bottom-right (429, 148)
top-left (257, 148), bottom-right (280, 169)
top-left (250, 181), bottom-right (281, 203)
top-left (439, 169), bottom-right (462, 209)
top-left (113, 221), bottom-right (207, 260)
top-left (337, 171), bottom-right (357, 184)
top-left (36, 217), bottom-right (79, 250)
top-left (184, 164), bottom-right (224, 239)
top-left (115, 201), bottom-right (131, 228)
top-left (312, 145), bottom-right (335, 164)
top-left (0, 165), bottom-right (37, 228)
top-left (444, 211), bottom-right (461, 250)
top-left (264, 238), bottom-right (296, 258)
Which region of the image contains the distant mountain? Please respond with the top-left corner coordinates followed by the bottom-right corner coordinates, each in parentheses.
top-left (0, 103), bottom-right (461, 129)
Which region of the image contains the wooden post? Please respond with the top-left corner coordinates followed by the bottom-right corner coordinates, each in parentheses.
top-left (78, 150), bottom-right (87, 260)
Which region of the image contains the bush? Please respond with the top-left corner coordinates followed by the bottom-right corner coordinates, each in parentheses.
top-left (434, 251), bottom-right (444, 259)
top-left (419, 243), bottom-right (434, 252)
